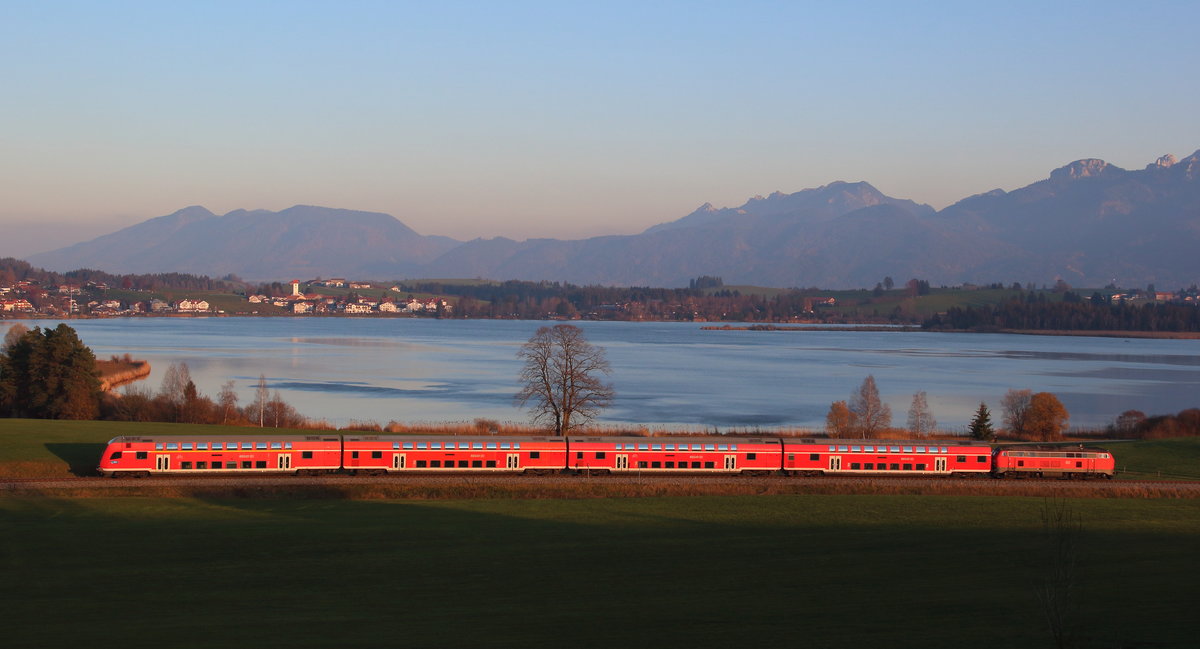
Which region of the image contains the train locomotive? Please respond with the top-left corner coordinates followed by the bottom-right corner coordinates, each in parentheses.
top-left (97, 434), bottom-right (1116, 480)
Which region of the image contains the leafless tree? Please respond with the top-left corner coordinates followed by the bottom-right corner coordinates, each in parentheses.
top-left (849, 375), bottom-right (891, 438)
top-left (252, 374), bottom-right (269, 427)
top-left (218, 380), bottom-right (239, 425)
top-left (515, 324), bottom-right (614, 435)
top-left (906, 391), bottom-right (937, 436)
top-left (1002, 389), bottom-right (1033, 436)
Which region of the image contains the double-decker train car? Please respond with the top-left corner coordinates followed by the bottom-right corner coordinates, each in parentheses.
top-left (566, 436), bottom-right (782, 474)
top-left (97, 435), bottom-right (342, 477)
top-left (780, 439), bottom-right (994, 477)
top-left (992, 445), bottom-right (1115, 479)
top-left (341, 435), bottom-right (568, 474)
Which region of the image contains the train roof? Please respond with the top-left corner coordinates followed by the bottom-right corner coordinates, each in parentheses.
top-left (567, 435), bottom-right (780, 444)
top-left (342, 434), bottom-right (564, 443)
top-left (105, 434), bottom-right (340, 444)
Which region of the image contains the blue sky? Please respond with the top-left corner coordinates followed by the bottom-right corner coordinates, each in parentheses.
top-left (2, 1), bottom-right (1197, 257)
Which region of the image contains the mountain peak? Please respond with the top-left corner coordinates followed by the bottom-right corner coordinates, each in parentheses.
top-left (1147, 154), bottom-right (1177, 170)
top-left (1050, 158), bottom-right (1117, 181)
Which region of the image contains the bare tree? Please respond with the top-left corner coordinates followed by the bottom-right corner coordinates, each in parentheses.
top-left (906, 391), bottom-right (936, 436)
top-left (251, 374), bottom-right (269, 427)
top-left (515, 324), bottom-right (614, 435)
top-left (849, 375), bottom-right (891, 438)
top-left (1002, 389), bottom-right (1033, 436)
top-left (218, 380), bottom-right (239, 425)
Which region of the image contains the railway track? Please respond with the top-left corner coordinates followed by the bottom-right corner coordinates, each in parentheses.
top-left (4, 473), bottom-right (1198, 497)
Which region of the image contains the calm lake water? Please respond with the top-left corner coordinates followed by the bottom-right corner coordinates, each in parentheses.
top-left (13, 318), bottom-right (1200, 432)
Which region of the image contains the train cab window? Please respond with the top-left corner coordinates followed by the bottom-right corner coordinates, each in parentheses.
top-left (530, 451), bottom-right (540, 459)
top-left (486, 460), bottom-right (497, 468)
top-left (196, 462), bottom-right (207, 469)
top-left (136, 451), bottom-right (147, 460)
top-left (255, 461), bottom-right (266, 469)
top-left (417, 460), bottom-right (428, 468)
top-left (181, 462), bottom-right (193, 469)
top-left (472, 460), bottom-right (483, 468)
top-left (371, 451), bottom-right (382, 459)
top-left (850, 463), bottom-right (861, 470)
top-left (111, 451), bottom-right (123, 460)
top-left (704, 461), bottom-right (715, 469)
top-left (810, 453), bottom-right (820, 461)
top-left (595, 452), bottom-right (606, 459)
top-left (652, 462), bottom-right (661, 468)
top-left (458, 460), bottom-right (469, 468)
top-left (903, 463), bottom-right (912, 471)
top-left (747, 453), bottom-right (757, 460)
top-left (957, 456), bottom-right (966, 463)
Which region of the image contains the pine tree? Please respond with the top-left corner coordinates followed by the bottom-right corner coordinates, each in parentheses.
top-left (968, 402), bottom-right (995, 441)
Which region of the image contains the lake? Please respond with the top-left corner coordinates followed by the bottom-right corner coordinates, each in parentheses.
top-left (11, 318), bottom-right (1200, 432)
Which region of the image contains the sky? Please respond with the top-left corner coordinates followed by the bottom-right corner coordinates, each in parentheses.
top-left (2, 1), bottom-right (1198, 258)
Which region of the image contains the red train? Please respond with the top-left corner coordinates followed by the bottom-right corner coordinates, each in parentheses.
top-left (97, 434), bottom-right (1115, 479)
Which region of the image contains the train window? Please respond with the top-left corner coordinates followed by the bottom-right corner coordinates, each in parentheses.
top-left (692, 462), bottom-right (702, 468)
top-left (916, 446), bottom-right (926, 453)
top-left (747, 453), bottom-right (757, 460)
top-left (652, 461), bottom-right (661, 468)
top-left (487, 442), bottom-right (498, 450)
top-left (652, 444), bottom-right (663, 451)
top-left (577, 452), bottom-right (584, 459)
top-left (940, 447), bottom-right (949, 453)
top-left (1102, 454), bottom-right (1109, 459)
top-left (889, 463), bottom-right (899, 470)
top-left (514, 443), bottom-right (521, 450)
top-left (136, 452), bottom-right (147, 460)
top-left (596, 452), bottom-right (606, 459)
top-left (501, 443), bottom-right (511, 450)
top-left (851, 446), bottom-right (861, 452)
top-left (473, 442), bottom-right (483, 450)
top-left (957, 456), bottom-right (966, 463)
top-left (211, 463), bottom-right (221, 470)
top-left (403, 442), bottom-right (414, 450)
top-left (156, 443), bottom-right (164, 450)
top-left (256, 442), bottom-right (267, 450)
top-left (917, 464), bottom-right (926, 471)
top-left (638, 461), bottom-right (648, 468)
top-left (977, 456), bottom-right (988, 463)
top-left (285, 442), bottom-right (293, 450)
top-left (417, 460), bottom-right (428, 468)
top-left (351, 451), bottom-right (359, 459)
top-left (229, 462), bottom-right (240, 469)
top-left (458, 460), bottom-right (469, 468)
top-left (430, 460), bottom-right (441, 467)
top-left (111, 451), bottom-right (123, 460)
top-left (864, 445), bottom-right (874, 453)
top-left (788, 454), bottom-right (795, 461)
top-left (432, 442), bottom-right (442, 449)
top-left (197, 443), bottom-right (208, 450)
top-left (665, 444), bottom-right (676, 451)
top-left (530, 452), bottom-right (541, 459)
top-left (212, 442), bottom-right (223, 450)
top-left (850, 463), bottom-right (861, 470)
top-left (183, 443), bottom-right (194, 450)
top-left (902, 447), bottom-right (913, 453)
top-left (731, 445), bottom-right (738, 451)
top-left (166, 443), bottom-right (178, 450)
top-left (1076, 461), bottom-right (1082, 467)
top-left (666, 462), bottom-right (675, 468)
top-left (837, 445), bottom-right (848, 453)
top-left (371, 451), bottom-right (382, 459)
top-left (1018, 460), bottom-right (1025, 467)
top-left (903, 463), bottom-right (912, 471)
top-left (705, 444), bottom-right (716, 451)
top-left (704, 462), bottom-right (714, 469)
top-left (418, 442), bottom-right (428, 450)
top-left (302, 451), bottom-right (313, 459)
top-left (486, 460), bottom-right (496, 468)
top-left (472, 460), bottom-right (483, 468)
top-left (271, 442), bottom-right (282, 450)
top-left (865, 463), bottom-right (874, 470)
top-left (889, 446), bottom-right (900, 453)
top-left (638, 444), bottom-right (649, 451)
top-left (181, 462), bottom-right (192, 469)
top-left (810, 453), bottom-right (820, 461)
top-left (197, 462), bottom-right (207, 469)
top-left (242, 442), bottom-right (253, 450)
top-left (256, 461), bottom-right (266, 468)
top-left (718, 444), bottom-right (728, 451)
top-left (828, 445), bottom-right (836, 451)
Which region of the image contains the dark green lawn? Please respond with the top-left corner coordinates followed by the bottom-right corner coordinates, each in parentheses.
top-left (2, 495), bottom-right (1197, 648)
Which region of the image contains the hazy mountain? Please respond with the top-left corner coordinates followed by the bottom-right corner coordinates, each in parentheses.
top-left (26, 150), bottom-right (1200, 287)
top-left (29, 205), bottom-right (461, 280)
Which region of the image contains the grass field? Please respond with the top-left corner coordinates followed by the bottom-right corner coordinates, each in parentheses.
top-left (1, 495), bottom-right (1197, 648)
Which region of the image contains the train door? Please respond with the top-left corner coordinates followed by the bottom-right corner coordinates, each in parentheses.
top-left (277, 454), bottom-right (292, 471)
top-left (155, 454), bottom-right (170, 472)
top-left (393, 453), bottom-right (406, 470)
top-left (935, 457), bottom-right (947, 473)
top-left (506, 454), bottom-right (520, 470)
top-left (829, 456), bottom-right (842, 472)
top-left (616, 455), bottom-right (629, 469)
top-left (724, 455), bottom-right (736, 470)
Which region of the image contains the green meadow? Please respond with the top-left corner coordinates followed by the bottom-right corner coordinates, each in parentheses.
top-left (2, 495), bottom-right (1197, 648)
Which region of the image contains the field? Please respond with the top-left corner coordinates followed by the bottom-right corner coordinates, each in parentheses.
top-left (1, 495), bottom-right (1197, 648)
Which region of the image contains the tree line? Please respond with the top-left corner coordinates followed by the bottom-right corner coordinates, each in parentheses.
top-left (923, 291), bottom-right (1200, 332)
top-left (0, 258), bottom-right (233, 292)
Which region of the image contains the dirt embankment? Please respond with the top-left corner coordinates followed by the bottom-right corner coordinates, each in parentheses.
top-left (95, 357), bottom-right (151, 391)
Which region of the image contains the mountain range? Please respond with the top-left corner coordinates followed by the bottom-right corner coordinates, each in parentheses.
top-left (27, 150), bottom-right (1200, 288)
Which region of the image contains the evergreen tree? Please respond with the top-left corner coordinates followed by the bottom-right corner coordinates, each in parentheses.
top-left (0, 324), bottom-right (100, 419)
top-left (968, 402), bottom-right (995, 441)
